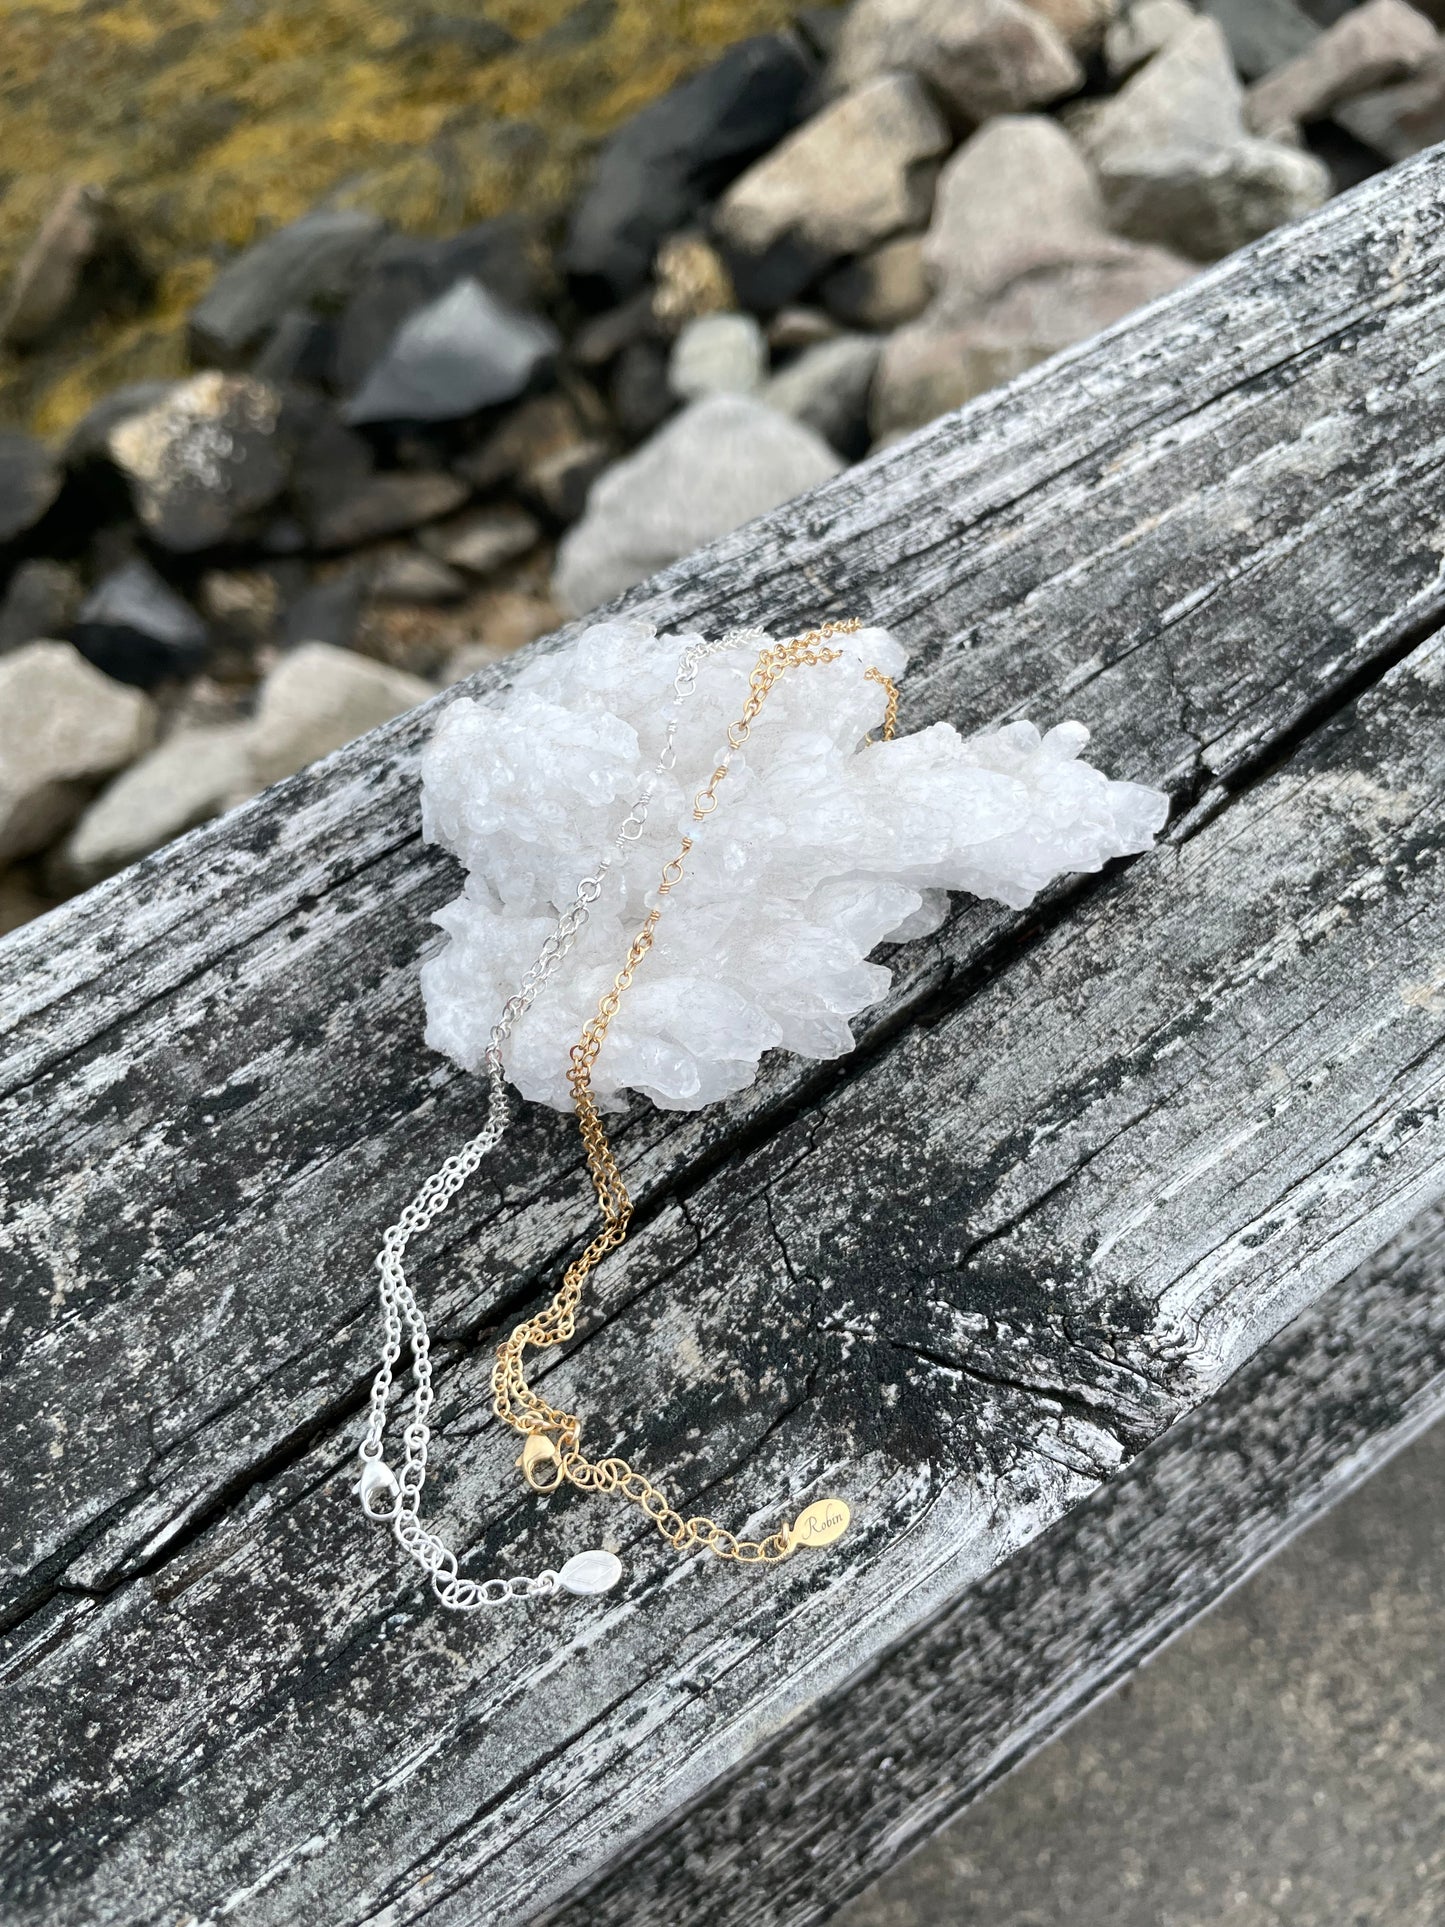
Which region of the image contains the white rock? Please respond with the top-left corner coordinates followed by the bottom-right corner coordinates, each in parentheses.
top-left (0, 641), bottom-right (156, 865)
top-left (60, 723), bottom-right (252, 885)
top-left (553, 394), bottom-right (843, 616)
top-left (714, 74), bottom-right (950, 263)
top-left (419, 619), bottom-right (1168, 1112)
top-left (667, 312), bottom-right (767, 400)
top-left (247, 643), bottom-right (432, 790)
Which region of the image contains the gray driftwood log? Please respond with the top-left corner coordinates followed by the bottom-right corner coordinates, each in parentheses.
top-left (3, 147), bottom-right (1445, 1927)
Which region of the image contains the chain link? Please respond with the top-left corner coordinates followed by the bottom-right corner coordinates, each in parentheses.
top-left (492, 622), bottom-right (899, 1564)
top-left (359, 624), bottom-right (769, 1607)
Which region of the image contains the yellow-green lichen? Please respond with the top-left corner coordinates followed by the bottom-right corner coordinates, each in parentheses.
top-left (0, 0), bottom-right (838, 435)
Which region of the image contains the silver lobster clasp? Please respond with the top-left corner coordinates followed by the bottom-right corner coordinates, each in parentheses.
top-left (355, 1456), bottom-right (401, 1520)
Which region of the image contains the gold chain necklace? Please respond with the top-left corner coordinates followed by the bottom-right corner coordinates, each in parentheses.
top-left (492, 622), bottom-right (899, 1564)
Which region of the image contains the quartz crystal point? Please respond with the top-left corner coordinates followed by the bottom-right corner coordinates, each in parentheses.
top-left (420, 618), bottom-right (1168, 1112)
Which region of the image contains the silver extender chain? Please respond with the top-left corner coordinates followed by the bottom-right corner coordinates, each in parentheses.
top-left (357, 626), bottom-right (769, 1607)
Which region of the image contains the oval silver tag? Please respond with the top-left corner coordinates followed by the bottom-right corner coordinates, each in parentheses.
top-left (557, 1549), bottom-right (624, 1596)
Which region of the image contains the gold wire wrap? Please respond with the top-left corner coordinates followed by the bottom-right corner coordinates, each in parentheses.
top-left (492, 621), bottom-right (899, 1564)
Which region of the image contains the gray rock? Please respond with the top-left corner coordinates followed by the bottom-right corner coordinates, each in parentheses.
top-left (343, 278), bottom-right (559, 426)
top-left (1084, 16), bottom-right (1247, 153)
top-left (1199, 0), bottom-right (1320, 79)
top-left (1019, 0), bottom-right (1120, 50)
top-left (1104, 0), bottom-right (1197, 80)
top-left (367, 549), bottom-right (467, 604)
top-left (246, 642), bottom-right (432, 789)
top-left (453, 392), bottom-right (595, 491)
top-left (831, 0), bottom-right (1084, 124)
top-left (1081, 19), bottom-right (1332, 258)
top-left (873, 116), bottom-right (1195, 441)
top-left (571, 293), bottom-right (657, 368)
top-left (610, 339), bottom-right (677, 439)
top-left (767, 307), bottom-right (844, 351)
top-left (190, 208), bottom-right (384, 364)
top-left (764, 334), bottom-right (881, 455)
top-left (0, 640), bottom-right (156, 865)
top-left (1336, 49), bottom-right (1445, 157)
top-left (1100, 136), bottom-right (1333, 257)
top-left (562, 32), bottom-right (818, 304)
top-left (420, 504), bottom-right (541, 576)
top-left (924, 116), bottom-right (1140, 314)
top-left (329, 217), bottom-right (536, 396)
top-left (873, 250), bottom-right (1194, 439)
top-left (106, 372), bottom-right (291, 552)
top-left (553, 393), bottom-right (842, 615)
top-left (714, 74), bottom-right (950, 281)
top-left (71, 560), bottom-right (209, 689)
top-left (0, 184), bottom-right (149, 351)
top-left (279, 572), bottom-right (364, 651)
top-left (251, 310), bottom-right (334, 386)
top-left (0, 559), bottom-right (83, 655)
top-left (308, 468), bottom-right (469, 551)
top-left (0, 433), bottom-right (61, 544)
top-left (1247, 0), bottom-right (1440, 134)
top-left (667, 312), bottom-right (767, 400)
top-left (821, 234), bottom-right (931, 330)
top-left (59, 722), bottom-right (252, 886)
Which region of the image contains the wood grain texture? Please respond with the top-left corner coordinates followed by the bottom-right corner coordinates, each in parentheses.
top-left (2, 152), bottom-right (1445, 1926)
top-left (552, 1194), bottom-right (1445, 1927)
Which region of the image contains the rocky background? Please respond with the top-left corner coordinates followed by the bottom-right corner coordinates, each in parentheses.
top-left (2, 0), bottom-right (1441, 936)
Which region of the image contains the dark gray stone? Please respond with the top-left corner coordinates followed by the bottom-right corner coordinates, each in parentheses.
top-left (71, 559), bottom-right (208, 688)
top-left (329, 217), bottom-right (537, 396)
top-left (251, 310), bottom-right (336, 387)
top-left (1201, 0), bottom-right (1321, 79)
top-left (610, 337), bottom-right (678, 438)
top-left (278, 570), bottom-right (365, 650)
top-left (189, 208), bottom-right (385, 365)
top-left (0, 433), bottom-right (62, 545)
top-left (308, 470), bottom-right (469, 552)
top-left (562, 31), bottom-right (820, 305)
top-left (342, 279), bottom-right (558, 426)
top-left (0, 559), bottom-right (83, 655)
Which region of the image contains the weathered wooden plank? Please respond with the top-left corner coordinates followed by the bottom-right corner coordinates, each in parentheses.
top-left (1, 616), bottom-right (1441, 1926)
top-left (6, 152), bottom-right (1445, 1637)
top-left (556, 1194), bottom-right (1445, 1927)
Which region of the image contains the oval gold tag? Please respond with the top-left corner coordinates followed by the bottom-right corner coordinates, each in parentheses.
top-left (789, 1498), bottom-right (851, 1550)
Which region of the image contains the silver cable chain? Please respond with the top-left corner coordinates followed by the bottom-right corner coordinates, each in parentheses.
top-left (357, 627), bottom-right (769, 1607)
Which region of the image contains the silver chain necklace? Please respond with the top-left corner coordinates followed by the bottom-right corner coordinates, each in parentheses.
top-left (356, 628), bottom-right (767, 1609)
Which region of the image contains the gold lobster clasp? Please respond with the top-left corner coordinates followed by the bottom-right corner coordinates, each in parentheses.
top-left (518, 1433), bottom-right (565, 1493)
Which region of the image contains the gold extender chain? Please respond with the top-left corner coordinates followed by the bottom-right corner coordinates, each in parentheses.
top-left (492, 620), bottom-right (899, 1566)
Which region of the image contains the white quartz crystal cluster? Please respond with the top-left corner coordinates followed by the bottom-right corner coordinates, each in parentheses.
top-left (420, 618), bottom-right (1167, 1112)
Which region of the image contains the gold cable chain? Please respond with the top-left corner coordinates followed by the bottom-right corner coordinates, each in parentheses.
top-left (492, 621), bottom-right (899, 1564)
